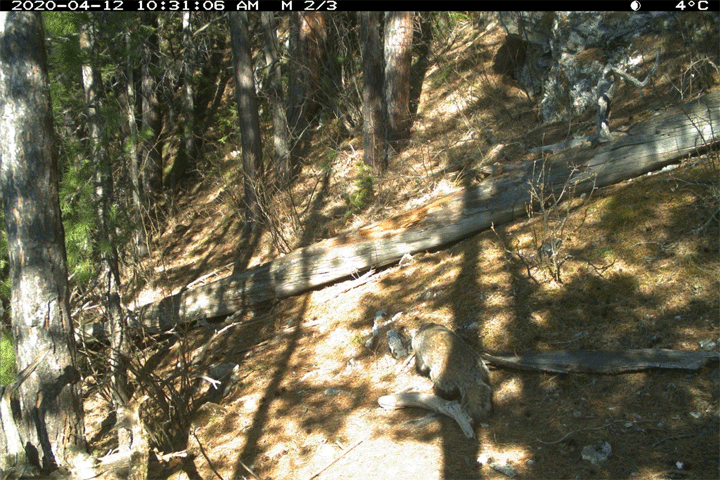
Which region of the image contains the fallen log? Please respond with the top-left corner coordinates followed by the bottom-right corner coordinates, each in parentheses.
top-left (481, 349), bottom-right (720, 374)
top-left (112, 91), bottom-right (717, 335)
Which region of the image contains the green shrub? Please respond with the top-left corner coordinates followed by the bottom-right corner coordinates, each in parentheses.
top-left (345, 162), bottom-right (374, 219)
top-left (0, 331), bottom-right (15, 386)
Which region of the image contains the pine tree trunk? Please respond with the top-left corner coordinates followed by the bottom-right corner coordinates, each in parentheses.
top-left (140, 14), bottom-right (163, 205)
top-left (287, 13), bottom-right (326, 143)
top-left (126, 27), bottom-right (146, 256)
top-left (168, 11), bottom-right (196, 186)
top-left (0, 12), bottom-right (85, 472)
top-left (261, 12), bottom-right (292, 185)
top-left (361, 11), bottom-right (386, 175)
top-left (79, 18), bottom-right (129, 445)
top-left (229, 12), bottom-right (264, 235)
top-left (287, 12), bottom-right (304, 139)
top-left (181, 12), bottom-right (195, 179)
top-left (384, 12), bottom-right (414, 152)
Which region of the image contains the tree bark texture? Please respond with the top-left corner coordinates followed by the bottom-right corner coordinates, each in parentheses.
top-left (261, 12), bottom-right (292, 185)
top-left (229, 12), bottom-right (264, 233)
top-left (383, 12), bottom-right (414, 151)
top-left (80, 17), bottom-right (129, 421)
top-left (168, 11), bottom-right (196, 186)
top-left (0, 12), bottom-right (85, 471)
top-left (182, 11), bottom-right (195, 165)
top-left (130, 91), bottom-right (718, 332)
top-left (126, 27), bottom-right (146, 256)
top-left (287, 12), bottom-right (326, 141)
top-left (480, 349), bottom-right (720, 375)
top-left (361, 11), bottom-right (386, 175)
top-left (140, 14), bottom-right (163, 204)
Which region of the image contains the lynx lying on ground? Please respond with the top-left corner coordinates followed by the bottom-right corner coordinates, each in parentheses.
top-left (412, 323), bottom-right (493, 423)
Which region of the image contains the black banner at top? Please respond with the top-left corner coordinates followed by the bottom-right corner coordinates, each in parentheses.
top-left (2, 0), bottom-right (718, 12)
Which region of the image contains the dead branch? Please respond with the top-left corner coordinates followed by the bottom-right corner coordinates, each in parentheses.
top-left (481, 349), bottom-right (719, 375)
top-left (378, 392), bottom-right (475, 439)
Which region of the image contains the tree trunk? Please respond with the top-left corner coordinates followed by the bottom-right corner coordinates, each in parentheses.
top-left (126, 27), bottom-right (147, 257)
top-left (128, 91), bottom-right (718, 331)
top-left (287, 12), bottom-right (326, 143)
top-left (287, 12), bottom-right (303, 140)
top-left (168, 11), bottom-right (196, 187)
top-left (180, 12), bottom-right (195, 184)
top-left (383, 11), bottom-right (414, 152)
top-left (261, 11), bottom-right (292, 185)
top-left (229, 12), bottom-right (264, 235)
top-left (299, 12), bottom-right (326, 122)
top-left (79, 17), bottom-right (129, 445)
top-left (361, 11), bottom-right (386, 175)
top-left (0, 12), bottom-right (85, 472)
top-left (140, 14), bottom-right (163, 205)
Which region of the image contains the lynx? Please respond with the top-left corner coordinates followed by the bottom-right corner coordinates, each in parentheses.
top-left (412, 323), bottom-right (493, 422)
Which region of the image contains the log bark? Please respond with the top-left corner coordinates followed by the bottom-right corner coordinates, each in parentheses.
top-left (115, 91), bottom-right (719, 335)
top-left (481, 349), bottom-right (720, 375)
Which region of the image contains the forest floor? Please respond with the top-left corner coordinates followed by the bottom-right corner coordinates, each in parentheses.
top-left (83, 16), bottom-right (719, 479)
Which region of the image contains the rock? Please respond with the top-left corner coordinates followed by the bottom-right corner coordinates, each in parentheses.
top-left (478, 455), bottom-right (518, 477)
top-left (398, 252), bottom-right (413, 266)
top-left (538, 237), bottom-right (562, 260)
top-left (386, 329), bottom-right (408, 359)
top-left (324, 387), bottom-right (343, 397)
top-left (488, 462), bottom-right (518, 477)
top-left (208, 362), bottom-right (238, 380)
top-left (367, 309), bottom-right (404, 349)
top-left (581, 441), bottom-right (611, 464)
top-left (699, 339), bottom-right (717, 351)
top-left (495, 12), bottom-right (675, 122)
top-left (365, 316), bottom-right (382, 348)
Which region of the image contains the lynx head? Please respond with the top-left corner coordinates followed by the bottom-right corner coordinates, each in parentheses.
top-left (462, 382), bottom-right (493, 423)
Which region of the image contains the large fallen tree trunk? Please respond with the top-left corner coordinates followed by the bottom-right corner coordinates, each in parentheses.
top-left (116, 91), bottom-right (718, 335)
